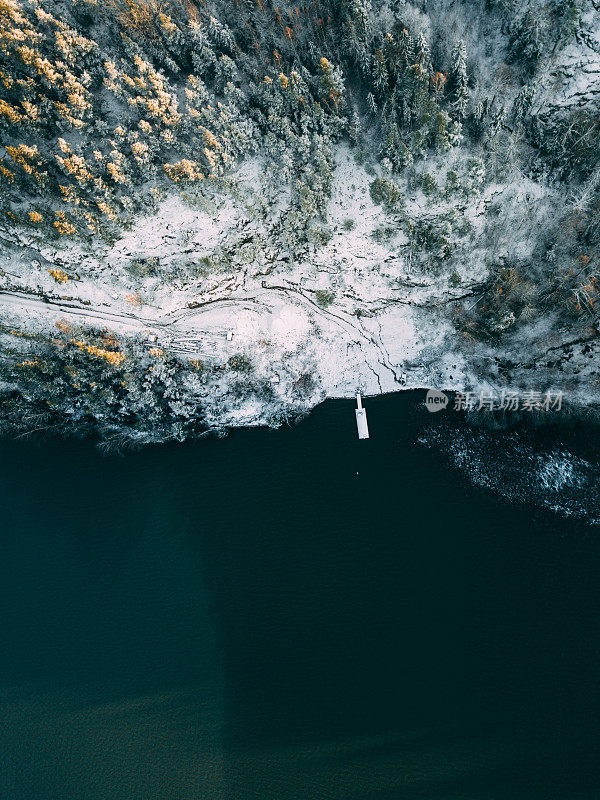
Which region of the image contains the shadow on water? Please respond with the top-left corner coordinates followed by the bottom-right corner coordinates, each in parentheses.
top-left (1, 391), bottom-right (599, 799)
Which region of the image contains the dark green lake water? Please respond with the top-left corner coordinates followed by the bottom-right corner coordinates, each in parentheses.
top-left (1, 391), bottom-right (600, 799)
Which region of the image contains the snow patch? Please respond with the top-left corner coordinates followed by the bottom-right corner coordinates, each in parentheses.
top-left (108, 195), bottom-right (238, 268)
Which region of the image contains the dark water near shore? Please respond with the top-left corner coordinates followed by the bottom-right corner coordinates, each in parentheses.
top-left (1, 391), bottom-right (600, 799)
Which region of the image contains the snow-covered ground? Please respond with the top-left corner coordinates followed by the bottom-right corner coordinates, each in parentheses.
top-left (1, 139), bottom-right (599, 430)
top-left (0, 148), bottom-right (448, 422)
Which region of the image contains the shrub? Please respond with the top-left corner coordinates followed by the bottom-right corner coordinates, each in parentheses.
top-left (369, 177), bottom-right (403, 211)
top-left (314, 289), bottom-right (335, 307)
top-left (421, 173), bottom-right (438, 195)
top-left (227, 353), bottom-right (253, 372)
top-left (371, 225), bottom-right (395, 243)
top-left (310, 226), bottom-right (333, 246)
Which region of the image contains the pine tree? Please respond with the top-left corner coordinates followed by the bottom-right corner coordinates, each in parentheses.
top-left (448, 40), bottom-right (468, 121)
top-left (553, 0), bottom-right (579, 44)
top-left (397, 28), bottom-right (414, 70)
top-left (372, 49), bottom-right (389, 97)
top-left (513, 82), bottom-right (537, 123)
top-left (489, 104), bottom-right (507, 137)
top-left (349, 108), bottom-right (360, 144)
top-left (467, 98), bottom-right (491, 141)
top-left (414, 33), bottom-right (431, 73)
top-left (340, 0), bottom-right (373, 74)
top-left (508, 9), bottom-right (543, 76)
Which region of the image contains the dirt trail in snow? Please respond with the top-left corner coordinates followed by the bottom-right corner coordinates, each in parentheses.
top-left (0, 286), bottom-right (410, 393)
top-left (0, 288), bottom-right (247, 359)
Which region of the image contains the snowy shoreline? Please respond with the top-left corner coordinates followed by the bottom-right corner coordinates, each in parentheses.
top-left (2, 143), bottom-right (600, 438)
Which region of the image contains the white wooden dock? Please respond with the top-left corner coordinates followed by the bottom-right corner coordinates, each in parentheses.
top-left (355, 393), bottom-right (369, 439)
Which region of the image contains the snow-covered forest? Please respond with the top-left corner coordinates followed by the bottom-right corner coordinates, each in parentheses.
top-left (1, 0), bottom-right (599, 445)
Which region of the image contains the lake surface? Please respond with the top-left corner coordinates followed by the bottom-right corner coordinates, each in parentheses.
top-left (1, 391), bottom-right (600, 799)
